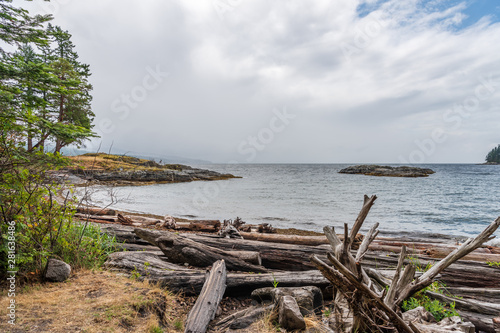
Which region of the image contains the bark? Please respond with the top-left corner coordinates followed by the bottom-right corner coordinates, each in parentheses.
top-left (184, 260), bottom-right (227, 333)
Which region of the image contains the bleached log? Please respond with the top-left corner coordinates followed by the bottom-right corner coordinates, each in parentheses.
top-left (185, 260), bottom-right (227, 333)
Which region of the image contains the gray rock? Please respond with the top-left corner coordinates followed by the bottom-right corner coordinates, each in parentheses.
top-left (279, 296), bottom-right (306, 331)
top-left (45, 259), bottom-right (71, 282)
top-left (251, 286), bottom-right (323, 316)
top-left (403, 308), bottom-right (476, 333)
top-left (338, 165), bottom-right (435, 177)
top-left (402, 306), bottom-right (437, 324)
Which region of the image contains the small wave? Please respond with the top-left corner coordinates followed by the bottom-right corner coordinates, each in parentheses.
top-left (260, 216), bottom-right (290, 222)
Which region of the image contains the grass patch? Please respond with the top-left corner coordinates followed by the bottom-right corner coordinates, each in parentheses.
top-left (0, 269), bottom-right (187, 333)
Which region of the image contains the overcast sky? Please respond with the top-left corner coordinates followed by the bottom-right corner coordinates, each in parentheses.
top-left (18, 0), bottom-right (500, 163)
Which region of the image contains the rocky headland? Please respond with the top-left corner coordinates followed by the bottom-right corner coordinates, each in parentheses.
top-left (54, 153), bottom-right (239, 186)
top-left (339, 164), bottom-right (435, 177)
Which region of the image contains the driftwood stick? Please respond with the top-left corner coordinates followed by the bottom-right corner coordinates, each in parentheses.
top-left (325, 253), bottom-right (417, 333)
top-left (343, 223), bottom-right (350, 253)
top-left (323, 226), bottom-right (342, 250)
top-left (385, 245), bottom-right (407, 307)
top-left (355, 222), bottom-right (380, 262)
top-left (349, 195), bottom-right (377, 249)
top-left (395, 217), bottom-right (500, 306)
top-left (185, 260), bottom-right (227, 333)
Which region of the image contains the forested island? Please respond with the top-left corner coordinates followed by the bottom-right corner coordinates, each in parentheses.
top-left (485, 144), bottom-right (500, 164)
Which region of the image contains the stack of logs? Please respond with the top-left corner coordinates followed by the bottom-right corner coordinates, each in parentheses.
top-left (95, 197), bottom-right (500, 332)
top-left (74, 207), bottom-right (276, 234)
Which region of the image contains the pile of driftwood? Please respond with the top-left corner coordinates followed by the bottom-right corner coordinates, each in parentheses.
top-left (75, 207), bottom-right (276, 234)
top-left (96, 196), bottom-right (500, 332)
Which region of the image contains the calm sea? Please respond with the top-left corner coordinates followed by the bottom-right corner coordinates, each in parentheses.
top-left (83, 164), bottom-right (500, 243)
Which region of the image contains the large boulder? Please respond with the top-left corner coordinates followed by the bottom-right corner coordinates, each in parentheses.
top-left (45, 259), bottom-right (71, 282)
top-left (278, 296), bottom-right (306, 331)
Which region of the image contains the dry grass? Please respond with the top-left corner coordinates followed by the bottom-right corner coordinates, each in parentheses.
top-left (0, 269), bottom-right (187, 333)
top-left (67, 153), bottom-right (183, 173)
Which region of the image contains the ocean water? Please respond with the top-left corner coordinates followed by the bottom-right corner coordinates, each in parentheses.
top-left (82, 164), bottom-right (500, 242)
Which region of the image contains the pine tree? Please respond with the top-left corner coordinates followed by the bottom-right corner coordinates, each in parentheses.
top-left (485, 145), bottom-right (500, 163)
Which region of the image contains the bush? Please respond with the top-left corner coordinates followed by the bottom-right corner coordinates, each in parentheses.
top-left (0, 154), bottom-right (117, 280)
top-left (402, 282), bottom-right (459, 321)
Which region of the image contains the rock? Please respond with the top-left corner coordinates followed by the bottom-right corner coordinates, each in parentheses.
top-left (403, 308), bottom-right (476, 333)
top-left (278, 296), bottom-right (306, 331)
top-left (402, 306), bottom-right (437, 324)
top-left (65, 165), bottom-right (238, 185)
top-left (251, 286), bottom-right (323, 316)
top-left (338, 165), bottom-right (435, 177)
top-left (45, 259), bottom-right (71, 282)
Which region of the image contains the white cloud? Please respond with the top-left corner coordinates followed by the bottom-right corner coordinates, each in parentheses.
top-left (15, 0), bottom-right (500, 162)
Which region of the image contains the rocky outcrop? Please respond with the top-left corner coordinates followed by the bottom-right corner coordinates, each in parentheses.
top-left (339, 165), bottom-right (435, 177)
top-left (74, 167), bottom-right (234, 182)
top-left (53, 153), bottom-right (239, 186)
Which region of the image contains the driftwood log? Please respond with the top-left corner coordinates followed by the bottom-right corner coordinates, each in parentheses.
top-left (76, 206), bottom-right (116, 215)
top-left (104, 250), bottom-right (330, 295)
top-left (99, 223), bottom-right (500, 287)
top-left (134, 228), bottom-right (267, 272)
top-left (184, 260), bottom-right (227, 333)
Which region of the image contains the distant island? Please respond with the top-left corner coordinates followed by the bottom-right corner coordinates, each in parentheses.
top-left (484, 144), bottom-right (500, 165)
top-left (54, 153), bottom-right (239, 186)
top-left (339, 165), bottom-right (435, 177)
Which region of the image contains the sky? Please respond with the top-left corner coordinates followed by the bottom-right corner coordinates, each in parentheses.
top-left (15, 0), bottom-right (500, 163)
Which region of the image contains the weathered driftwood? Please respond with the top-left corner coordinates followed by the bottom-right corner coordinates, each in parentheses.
top-left (240, 232), bottom-right (364, 247)
top-left (213, 305), bottom-right (274, 330)
top-left (74, 213), bottom-right (117, 222)
top-left (103, 223), bottom-right (499, 288)
top-left (425, 291), bottom-right (500, 316)
top-left (134, 228), bottom-right (267, 272)
top-left (104, 251), bottom-right (192, 274)
top-left (311, 194), bottom-right (500, 333)
top-left (175, 220), bottom-right (221, 232)
top-left (441, 287), bottom-right (500, 303)
top-left (184, 260), bottom-right (227, 333)
top-left (76, 206), bottom-right (116, 215)
top-left (104, 251), bottom-right (330, 295)
top-left (117, 213), bottom-right (135, 225)
top-left (422, 247), bottom-right (500, 262)
top-left (226, 250), bottom-right (262, 266)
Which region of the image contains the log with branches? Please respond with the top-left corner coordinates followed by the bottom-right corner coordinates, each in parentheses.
top-left (310, 194), bottom-right (500, 333)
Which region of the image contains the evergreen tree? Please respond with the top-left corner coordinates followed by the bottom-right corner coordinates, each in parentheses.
top-left (485, 145), bottom-right (500, 164)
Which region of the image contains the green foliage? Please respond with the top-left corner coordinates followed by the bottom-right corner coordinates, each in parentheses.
top-left (402, 282), bottom-right (460, 322)
top-left (485, 144), bottom-right (500, 163)
top-left (0, 0), bottom-right (101, 280)
top-left (0, 163), bottom-right (117, 277)
top-left (272, 273), bottom-right (279, 288)
top-left (486, 261), bottom-right (500, 268)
